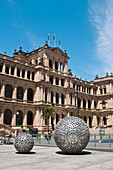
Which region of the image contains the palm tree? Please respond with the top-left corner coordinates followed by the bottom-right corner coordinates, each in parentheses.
top-left (42, 106), bottom-right (54, 132)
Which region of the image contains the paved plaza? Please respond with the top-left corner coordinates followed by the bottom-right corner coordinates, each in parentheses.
top-left (0, 145), bottom-right (113, 170)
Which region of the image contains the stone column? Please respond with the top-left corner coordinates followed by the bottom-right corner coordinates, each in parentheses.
top-left (25, 69), bottom-right (27, 79)
top-left (87, 117), bottom-right (89, 127)
top-left (0, 81), bottom-right (5, 98)
top-left (58, 61), bottom-right (60, 72)
top-left (23, 86), bottom-right (27, 102)
top-left (40, 86), bottom-right (43, 101)
top-left (53, 92), bottom-right (56, 104)
top-left (92, 115), bottom-right (97, 127)
top-left (86, 100), bottom-right (88, 109)
top-left (23, 113), bottom-right (27, 127)
top-left (63, 61), bottom-right (68, 74)
top-left (72, 94), bottom-right (75, 105)
top-left (12, 83), bottom-right (17, 101)
top-left (14, 66), bottom-right (17, 76)
top-left (59, 93), bottom-right (61, 105)
top-left (91, 99), bottom-right (94, 109)
top-left (53, 59), bottom-right (55, 71)
top-left (81, 99), bottom-right (83, 109)
top-left (2, 62), bottom-right (5, 74)
top-left (65, 92), bottom-right (69, 105)
top-left (9, 65), bottom-right (11, 75)
top-left (12, 113), bottom-right (16, 126)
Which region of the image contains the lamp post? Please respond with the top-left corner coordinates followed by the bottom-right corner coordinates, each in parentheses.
top-left (16, 111), bottom-right (19, 127)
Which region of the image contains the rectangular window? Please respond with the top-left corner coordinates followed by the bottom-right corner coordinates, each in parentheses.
top-left (0, 64), bottom-right (3, 72)
top-left (32, 72), bottom-right (34, 80)
top-left (61, 79), bottom-right (64, 86)
top-left (104, 88), bottom-right (106, 94)
top-left (100, 89), bottom-right (102, 94)
top-left (49, 76), bottom-right (53, 84)
top-left (56, 77), bottom-right (59, 85)
top-left (5, 66), bottom-right (9, 74)
top-left (22, 70), bottom-right (25, 78)
top-left (17, 68), bottom-right (20, 77)
top-left (27, 71), bottom-right (30, 79)
top-left (73, 83), bottom-right (75, 88)
top-left (11, 67), bottom-right (14, 75)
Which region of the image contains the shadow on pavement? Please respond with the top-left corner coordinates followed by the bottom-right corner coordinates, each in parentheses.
top-left (56, 150), bottom-right (92, 155)
top-left (15, 151), bottom-right (36, 154)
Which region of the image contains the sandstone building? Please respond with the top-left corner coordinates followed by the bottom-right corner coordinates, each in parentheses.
top-left (0, 43), bottom-right (113, 132)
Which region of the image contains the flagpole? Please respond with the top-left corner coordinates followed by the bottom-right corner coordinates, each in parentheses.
top-left (48, 33), bottom-right (50, 46)
top-left (59, 40), bottom-right (61, 49)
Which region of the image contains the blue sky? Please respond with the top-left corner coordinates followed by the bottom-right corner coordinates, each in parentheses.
top-left (0, 0), bottom-right (113, 81)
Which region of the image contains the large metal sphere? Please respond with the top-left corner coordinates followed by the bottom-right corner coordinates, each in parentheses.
top-left (14, 133), bottom-right (34, 153)
top-left (54, 116), bottom-right (90, 154)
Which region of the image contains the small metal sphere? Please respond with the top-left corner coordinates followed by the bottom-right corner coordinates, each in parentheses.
top-left (54, 116), bottom-right (90, 154)
top-left (14, 133), bottom-right (34, 153)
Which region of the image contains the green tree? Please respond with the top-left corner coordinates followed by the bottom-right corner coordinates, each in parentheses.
top-left (42, 106), bottom-right (54, 132)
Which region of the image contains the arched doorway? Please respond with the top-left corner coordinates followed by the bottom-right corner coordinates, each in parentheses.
top-left (27, 111), bottom-right (33, 125)
top-left (4, 109), bottom-right (12, 125)
top-left (5, 84), bottom-right (13, 98)
top-left (17, 86), bottom-right (24, 100)
top-left (89, 116), bottom-right (92, 127)
top-left (16, 110), bottom-right (23, 126)
top-left (103, 116), bottom-right (107, 125)
top-left (56, 114), bottom-right (59, 124)
top-left (27, 88), bottom-right (33, 101)
top-left (84, 116), bottom-right (87, 123)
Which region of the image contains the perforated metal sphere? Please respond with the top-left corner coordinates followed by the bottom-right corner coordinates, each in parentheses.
top-left (54, 116), bottom-right (90, 153)
top-left (14, 133), bottom-right (34, 153)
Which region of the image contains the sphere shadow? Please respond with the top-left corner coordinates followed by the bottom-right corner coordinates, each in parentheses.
top-left (16, 151), bottom-right (36, 154)
top-left (56, 150), bottom-right (91, 155)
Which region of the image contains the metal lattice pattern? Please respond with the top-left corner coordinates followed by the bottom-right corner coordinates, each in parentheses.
top-left (54, 116), bottom-right (90, 153)
top-left (14, 133), bottom-right (34, 153)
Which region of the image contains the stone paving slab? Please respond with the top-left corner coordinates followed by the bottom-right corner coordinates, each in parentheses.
top-left (0, 145), bottom-right (113, 170)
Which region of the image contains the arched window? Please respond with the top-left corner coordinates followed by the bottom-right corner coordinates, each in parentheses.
top-left (56, 93), bottom-right (59, 104)
top-left (94, 101), bottom-right (97, 109)
top-left (27, 111), bottom-right (33, 125)
top-left (55, 61), bottom-right (58, 70)
top-left (89, 116), bottom-right (92, 127)
top-left (56, 114), bottom-right (59, 124)
top-left (51, 91), bottom-right (54, 104)
top-left (60, 63), bottom-right (64, 72)
top-left (61, 94), bottom-right (65, 105)
top-left (17, 87), bottom-right (24, 100)
top-left (78, 98), bottom-right (81, 108)
top-left (27, 88), bottom-right (33, 101)
top-left (35, 59), bottom-right (38, 65)
top-left (16, 110), bottom-right (23, 126)
top-left (88, 100), bottom-right (91, 109)
top-left (84, 116), bottom-right (87, 123)
top-left (45, 88), bottom-right (47, 102)
top-left (4, 109), bottom-right (12, 125)
top-left (5, 84), bottom-right (13, 98)
top-left (103, 116), bottom-right (107, 125)
top-left (83, 99), bottom-right (86, 109)
top-left (49, 59), bottom-right (53, 68)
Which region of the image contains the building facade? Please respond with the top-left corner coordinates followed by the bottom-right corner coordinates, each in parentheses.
top-left (0, 43), bottom-right (113, 132)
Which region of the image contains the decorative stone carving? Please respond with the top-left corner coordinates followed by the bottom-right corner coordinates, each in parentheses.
top-left (14, 133), bottom-right (34, 153)
top-left (54, 116), bottom-right (90, 154)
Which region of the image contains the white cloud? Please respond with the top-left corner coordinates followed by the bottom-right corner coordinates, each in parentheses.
top-left (25, 30), bottom-right (38, 49)
top-left (6, 0), bottom-right (14, 4)
top-left (89, 0), bottom-right (113, 74)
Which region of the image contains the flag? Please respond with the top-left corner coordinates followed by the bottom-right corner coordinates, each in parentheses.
top-left (59, 40), bottom-right (61, 45)
top-left (48, 33), bottom-right (50, 40)
top-left (53, 33), bottom-right (56, 40)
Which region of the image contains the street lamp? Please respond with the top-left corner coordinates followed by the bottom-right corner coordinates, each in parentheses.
top-left (16, 111), bottom-right (19, 127)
